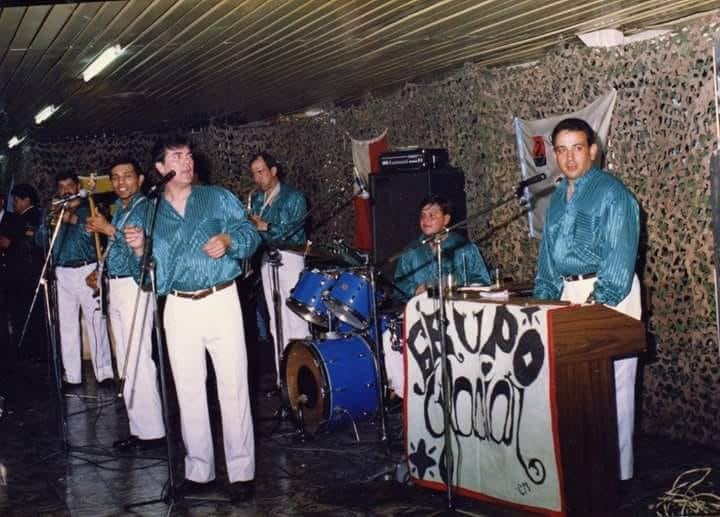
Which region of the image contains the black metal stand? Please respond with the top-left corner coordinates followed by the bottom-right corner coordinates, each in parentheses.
top-left (19, 204), bottom-right (70, 450)
top-left (366, 264), bottom-right (389, 444)
top-left (124, 196), bottom-right (179, 511)
top-left (431, 234), bottom-right (454, 510)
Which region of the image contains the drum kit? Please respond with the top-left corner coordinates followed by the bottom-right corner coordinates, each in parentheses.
top-left (279, 253), bottom-right (404, 437)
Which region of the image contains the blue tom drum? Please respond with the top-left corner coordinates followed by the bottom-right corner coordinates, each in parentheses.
top-left (287, 269), bottom-right (336, 327)
top-left (323, 271), bottom-right (373, 329)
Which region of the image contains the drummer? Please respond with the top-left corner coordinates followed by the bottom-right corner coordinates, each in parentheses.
top-left (248, 152), bottom-right (309, 393)
top-left (387, 195), bottom-right (492, 396)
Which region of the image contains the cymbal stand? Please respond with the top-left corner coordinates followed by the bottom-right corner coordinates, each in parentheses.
top-left (366, 263), bottom-right (389, 444)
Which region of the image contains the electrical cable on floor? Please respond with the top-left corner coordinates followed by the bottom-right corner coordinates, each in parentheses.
top-left (652, 467), bottom-right (720, 516)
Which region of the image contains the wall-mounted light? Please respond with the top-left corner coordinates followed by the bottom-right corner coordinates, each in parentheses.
top-left (34, 105), bottom-right (58, 124)
top-left (8, 135), bottom-right (26, 148)
top-left (82, 44), bottom-right (125, 82)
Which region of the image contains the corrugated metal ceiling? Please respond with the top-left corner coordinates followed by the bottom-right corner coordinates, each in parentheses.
top-left (1, 0), bottom-right (719, 142)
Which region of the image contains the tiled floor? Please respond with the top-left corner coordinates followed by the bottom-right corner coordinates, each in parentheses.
top-left (1, 349), bottom-right (720, 516)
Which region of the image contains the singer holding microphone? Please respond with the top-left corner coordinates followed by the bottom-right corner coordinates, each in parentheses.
top-left (533, 117), bottom-right (641, 481)
top-left (84, 157), bottom-right (165, 450)
top-left (35, 171), bottom-right (112, 386)
top-left (125, 133), bottom-right (261, 502)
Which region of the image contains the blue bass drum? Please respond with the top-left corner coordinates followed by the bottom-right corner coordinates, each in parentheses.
top-left (287, 269), bottom-right (336, 327)
top-left (282, 336), bottom-right (379, 433)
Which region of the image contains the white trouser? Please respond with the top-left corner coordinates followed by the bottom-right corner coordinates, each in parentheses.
top-left (56, 263), bottom-right (112, 383)
top-left (561, 274), bottom-right (641, 480)
top-left (382, 324), bottom-right (405, 395)
top-left (261, 251), bottom-right (308, 381)
top-left (164, 283), bottom-right (254, 483)
top-left (108, 277), bottom-right (164, 440)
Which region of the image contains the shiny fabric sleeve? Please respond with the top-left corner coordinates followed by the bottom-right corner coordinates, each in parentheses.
top-left (533, 205), bottom-right (563, 300)
top-left (393, 249), bottom-right (419, 300)
top-left (106, 198), bottom-right (148, 277)
top-left (459, 243), bottom-right (492, 286)
top-left (591, 185), bottom-right (639, 306)
top-left (220, 189), bottom-right (262, 260)
top-left (264, 188), bottom-right (307, 243)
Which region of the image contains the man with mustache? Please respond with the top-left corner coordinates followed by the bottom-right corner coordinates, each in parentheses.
top-left (85, 157), bottom-right (165, 450)
top-left (533, 117), bottom-right (641, 481)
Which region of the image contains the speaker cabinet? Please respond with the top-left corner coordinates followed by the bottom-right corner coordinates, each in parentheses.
top-left (369, 167), bottom-right (467, 268)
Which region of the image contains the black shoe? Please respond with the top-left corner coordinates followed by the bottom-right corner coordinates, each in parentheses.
top-left (176, 479), bottom-right (215, 500)
top-left (97, 378), bottom-right (115, 388)
top-left (228, 480), bottom-right (255, 503)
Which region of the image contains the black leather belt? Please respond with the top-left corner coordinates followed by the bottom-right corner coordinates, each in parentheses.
top-left (109, 274), bottom-right (132, 280)
top-left (171, 279), bottom-right (234, 300)
top-left (59, 260), bottom-right (94, 268)
top-left (563, 272), bottom-right (597, 282)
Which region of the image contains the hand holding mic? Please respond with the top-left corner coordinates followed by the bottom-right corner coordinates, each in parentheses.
top-left (515, 173), bottom-right (547, 198)
top-left (51, 189), bottom-right (88, 206)
top-left (147, 170), bottom-right (176, 198)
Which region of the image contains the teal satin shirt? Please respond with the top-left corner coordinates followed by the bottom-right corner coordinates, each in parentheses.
top-left (36, 204), bottom-right (96, 266)
top-left (533, 166), bottom-right (639, 306)
top-left (394, 232), bottom-right (491, 299)
top-left (106, 193), bottom-right (148, 277)
top-left (250, 182), bottom-right (307, 244)
top-left (146, 186), bottom-right (261, 295)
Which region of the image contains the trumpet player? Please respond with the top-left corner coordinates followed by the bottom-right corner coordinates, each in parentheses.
top-left (35, 171), bottom-right (112, 386)
top-left (85, 158), bottom-right (165, 450)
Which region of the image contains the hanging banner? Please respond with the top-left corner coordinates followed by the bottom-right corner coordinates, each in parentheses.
top-left (514, 90), bottom-right (617, 238)
top-left (404, 294), bottom-right (564, 515)
top-left (350, 129), bottom-right (388, 250)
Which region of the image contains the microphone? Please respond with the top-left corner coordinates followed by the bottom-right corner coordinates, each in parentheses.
top-left (146, 170), bottom-right (176, 197)
top-left (515, 173), bottom-right (547, 198)
top-left (352, 167), bottom-right (370, 199)
top-left (51, 189), bottom-right (88, 206)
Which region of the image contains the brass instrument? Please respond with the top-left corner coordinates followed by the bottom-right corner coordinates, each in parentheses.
top-left (242, 189), bottom-right (255, 278)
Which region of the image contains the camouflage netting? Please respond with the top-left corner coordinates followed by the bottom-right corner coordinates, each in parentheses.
top-left (10, 14), bottom-right (720, 447)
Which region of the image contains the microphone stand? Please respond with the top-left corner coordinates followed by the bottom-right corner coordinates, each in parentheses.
top-left (124, 194), bottom-right (178, 511)
top-left (397, 184), bottom-right (534, 510)
top-left (430, 232), bottom-right (455, 509)
top-left (21, 203), bottom-right (71, 450)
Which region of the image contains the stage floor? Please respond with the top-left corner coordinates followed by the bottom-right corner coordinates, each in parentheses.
top-left (1, 350), bottom-right (719, 516)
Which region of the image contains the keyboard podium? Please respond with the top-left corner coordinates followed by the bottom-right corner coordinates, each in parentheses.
top-left (404, 295), bottom-right (646, 515)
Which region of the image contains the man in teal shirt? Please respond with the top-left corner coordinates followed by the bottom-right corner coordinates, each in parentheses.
top-left (394, 195), bottom-right (491, 299)
top-left (533, 117), bottom-right (641, 481)
top-left (36, 172), bottom-right (112, 385)
top-left (85, 157), bottom-right (165, 451)
top-left (390, 195), bottom-right (491, 396)
top-left (248, 152), bottom-right (308, 390)
top-left (125, 134), bottom-right (261, 503)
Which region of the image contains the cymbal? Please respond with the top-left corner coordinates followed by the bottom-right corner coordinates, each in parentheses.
top-left (267, 240), bottom-right (348, 261)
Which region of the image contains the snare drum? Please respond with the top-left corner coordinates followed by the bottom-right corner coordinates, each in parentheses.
top-left (287, 270), bottom-right (336, 327)
top-left (282, 335), bottom-right (379, 433)
top-left (323, 271), bottom-right (373, 329)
